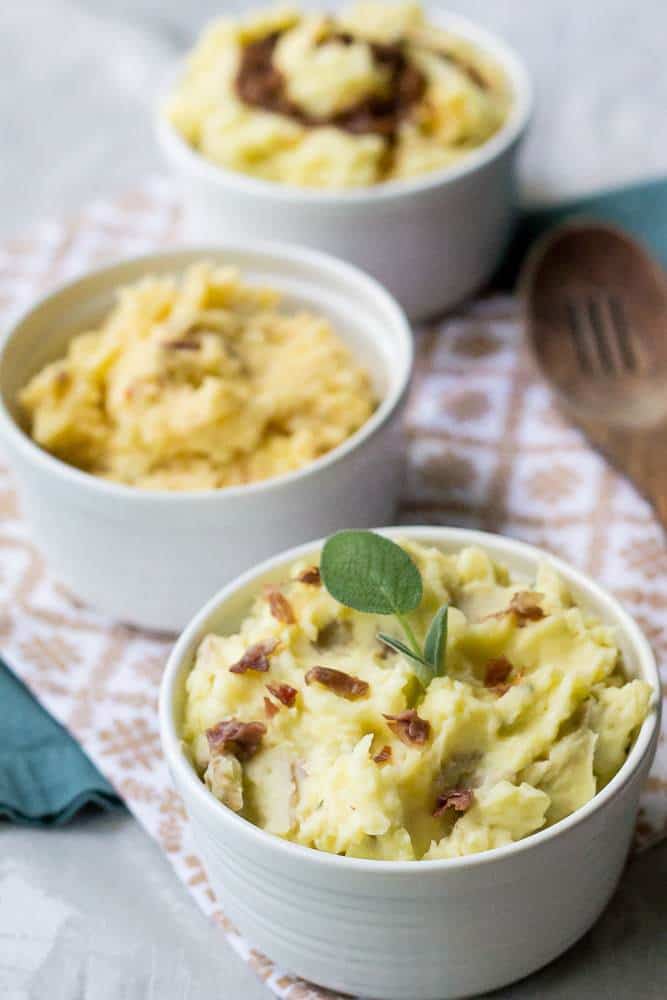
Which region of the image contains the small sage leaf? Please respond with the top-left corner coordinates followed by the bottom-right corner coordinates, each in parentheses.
top-left (424, 604), bottom-right (448, 677)
top-left (321, 531), bottom-right (423, 616)
top-left (377, 633), bottom-right (426, 665)
top-left (378, 633), bottom-right (432, 688)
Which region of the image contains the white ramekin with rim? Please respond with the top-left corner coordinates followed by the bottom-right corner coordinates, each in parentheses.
top-left (0, 244), bottom-right (412, 633)
top-left (160, 526), bottom-right (660, 1000)
top-left (156, 9), bottom-right (533, 321)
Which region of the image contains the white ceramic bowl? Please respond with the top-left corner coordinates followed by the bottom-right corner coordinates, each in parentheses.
top-left (160, 526), bottom-right (660, 1000)
top-left (0, 244), bottom-right (412, 632)
top-left (156, 10), bottom-right (533, 320)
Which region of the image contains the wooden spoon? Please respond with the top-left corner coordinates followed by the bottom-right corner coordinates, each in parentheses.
top-left (520, 221), bottom-right (667, 529)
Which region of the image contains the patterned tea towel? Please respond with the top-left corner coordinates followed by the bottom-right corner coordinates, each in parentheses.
top-left (0, 176), bottom-right (665, 999)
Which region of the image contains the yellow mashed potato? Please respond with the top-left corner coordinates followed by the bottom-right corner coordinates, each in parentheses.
top-left (19, 262), bottom-right (376, 491)
top-left (165, 2), bottom-right (510, 188)
top-left (182, 541), bottom-right (651, 860)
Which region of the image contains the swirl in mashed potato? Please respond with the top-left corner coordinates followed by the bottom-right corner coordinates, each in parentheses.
top-left (19, 262), bottom-right (376, 491)
top-left (165, 2), bottom-right (511, 188)
top-left (182, 541), bottom-right (651, 860)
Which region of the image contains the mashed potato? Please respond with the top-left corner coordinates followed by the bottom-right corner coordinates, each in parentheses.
top-left (19, 262), bottom-right (376, 491)
top-left (182, 541), bottom-right (651, 860)
top-left (165, 2), bottom-right (510, 188)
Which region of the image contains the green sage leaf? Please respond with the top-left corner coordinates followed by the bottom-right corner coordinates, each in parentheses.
top-left (377, 633), bottom-right (432, 688)
top-left (321, 531), bottom-right (423, 616)
top-left (377, 633), bottom-right (426, 665)
top-left (424, 604), bottom-right (448, 676)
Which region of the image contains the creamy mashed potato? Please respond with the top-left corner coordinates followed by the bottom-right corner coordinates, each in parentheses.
top-left (182, 542), bottom-right (651, 860)
top-left (165, 2), bottom-right (510, 188)
top-left (19, 262), bottom-right (376, 491)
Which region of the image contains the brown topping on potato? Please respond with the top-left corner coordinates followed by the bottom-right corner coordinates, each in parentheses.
top-left (266, 682), bottom-right (298, 708)
top-left (236, 31), bottom-right (426, 141)
top-left (265, 586), bottom-right (296, 624)
top-left (383, 709), bottom-right (430, 746)
top-left (314, 620), bottom-right (353, 651)
top-left (484, 655), bottom-right (513, 695)
top-left (229, 638), bottom-right (278, 674)
top-left (206, 718), bottom-right (266, 760)
top-left (509, 591), bottom-right (544, 625)
top-left (484, 591), bottom-right (545, 628)
top-left (433, 788), bottom-right (474, 817)
top-left (373, 745), bottom-right (392, 765)
top-left (264, 696), bottom-right (279, 718)
top-left (296, 566), bottom-right (321, 585)
top-left (165, 339), bottom-right (200, 350)
top-left (305, 666), bottom-right (369, 700)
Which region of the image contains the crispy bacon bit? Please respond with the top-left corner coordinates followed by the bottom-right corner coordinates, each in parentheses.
top-left (433, 788), bottom-right (474, 817)
top-left (305, 665), bottom-right (369, 700)
top-left (206, 718), bottom-right (266, 760)
top-left (229, 638), bottom-right (278, 674)
top-left (266, 682), bottom-right (298, 708)
top-left (264, 696), bottom-right (279, 719)
top-left (265, 586), bottom-right (296, 624)
top-left (373, 745), bottom-right (392, 765)
top-left (296, 566), bottom-right (321, 586)
top-left (509, 591), bottom-right (545, 625)
top-left (484, 655), bottom-right (513, 695)
top-left (383, 709), bottom-right (430, 746)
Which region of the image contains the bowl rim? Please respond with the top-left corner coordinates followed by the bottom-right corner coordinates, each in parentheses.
top-left (160, 525), bottom-right (661, 873)
top-left (156, 6), bottom-right (534, 206)
top-left (0, 240), bottom-right (413, 504)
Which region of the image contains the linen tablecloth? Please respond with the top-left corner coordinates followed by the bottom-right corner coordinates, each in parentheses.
top-left (0, 176), bottom-right (665, 999)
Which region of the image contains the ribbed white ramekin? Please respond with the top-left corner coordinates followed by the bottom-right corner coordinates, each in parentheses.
top-left (0, 244), bottom-right (412, 631)
top-left (156, 10), bottom-right (533, 320)
top-left (160, 526), bottom-right (660, 999)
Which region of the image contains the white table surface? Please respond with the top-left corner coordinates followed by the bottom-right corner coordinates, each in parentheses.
top-left (2, 3), bottom-right (667, 998)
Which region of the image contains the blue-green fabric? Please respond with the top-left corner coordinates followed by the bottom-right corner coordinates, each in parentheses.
top-left (0, 663), bottom-right (121, 823)
top-left (2, 176), bottom-right (667, 826)
top-left (500, 176), bottom-right (667, 285)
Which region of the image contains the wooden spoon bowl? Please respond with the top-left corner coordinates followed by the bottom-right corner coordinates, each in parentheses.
top-left (521, 221), bottom-right (667, 527)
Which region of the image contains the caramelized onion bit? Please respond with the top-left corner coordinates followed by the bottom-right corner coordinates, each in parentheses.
top-left (264, 696), bottom-right (279, 719)
top-left (314, 619), bottom-right (353, 651)
top-left (509, 591), bottom-right (544, 625)
top-left (266, 682), bottom-right (298, 708)
top-left (206, 718), bottom-right (266, 760)
top-left (296, 566), bottom-right (321, 585)
top-left (305, 665), bottom-right (369, 700)
top-left (373, 745), bottom-right (392, 765)
top-left (433, 788), bottom-right (474, 817)
top-left (265, 586), bottom-right (296, 624)
top-left (383, 709), bottom-right (430, 746)
top-left (229, 638), bottom-right (278, 674)
top-left (484, 655), bottom-right (513, 695)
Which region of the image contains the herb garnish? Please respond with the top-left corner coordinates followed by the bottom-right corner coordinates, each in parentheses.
top-left (320, 530), bottom-right (448, 688)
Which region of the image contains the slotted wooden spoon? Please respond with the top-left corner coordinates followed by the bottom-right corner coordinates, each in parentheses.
top-left (520, 221), bottom-right (667, 529)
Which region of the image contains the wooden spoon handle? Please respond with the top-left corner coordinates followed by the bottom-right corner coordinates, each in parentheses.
top-left (619, 426), bottom-right (667, 530)
top-left (575, 414), bottom-right (667, 531)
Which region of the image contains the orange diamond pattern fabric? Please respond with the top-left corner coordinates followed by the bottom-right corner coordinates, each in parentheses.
top-left (0, 178), bottom-right (665, 999)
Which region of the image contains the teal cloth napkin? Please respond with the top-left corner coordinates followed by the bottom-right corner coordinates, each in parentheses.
top-left (0, 664), bottom-right (121, 823)
top-left (2, 175), bottom-right (667, 826)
